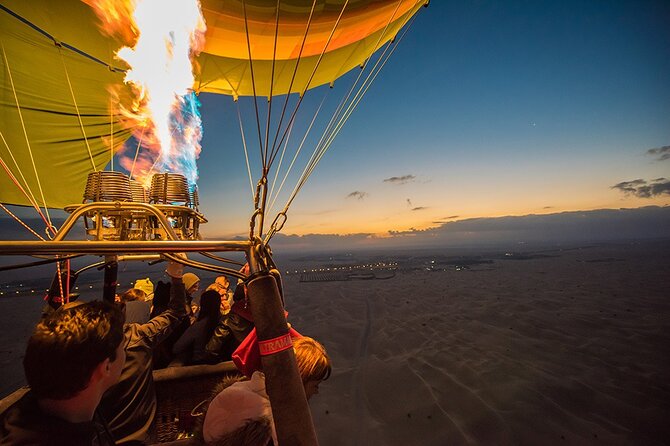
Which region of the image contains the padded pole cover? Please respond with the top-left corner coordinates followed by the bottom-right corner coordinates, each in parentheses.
top-left (247, 273), bottom-right (318, 446)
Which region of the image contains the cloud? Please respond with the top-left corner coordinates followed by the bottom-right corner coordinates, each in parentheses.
top-left (386, 206), bottom-right (670, 247)
top-left (611, 178), bottom-right (670, 198)
top-left (543, 206), bottom-right (554, 209)
top-left (432, 215), bottom-right (459, 224)
top-left (383, 174), bottom-right (415, 185)
top-left (346, 191), bottom-right (368, 200)
top-left (411, 206), bottom-right (428, 211)
top-left (646, 145), bottom-right (670, 161)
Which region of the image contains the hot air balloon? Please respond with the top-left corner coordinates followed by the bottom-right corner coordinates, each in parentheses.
top-left (0, 1), bottom-right (427, 443)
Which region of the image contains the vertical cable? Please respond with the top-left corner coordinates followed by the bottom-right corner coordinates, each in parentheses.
top-left (129, 124), bottom-right (147, 181)
top-left (237, 100), bottom-right (255, 200)
top-left (241, 0), bottom-right (265, 170)
top-left (1, 42), bottom-right (54, 232)
top-left (268, 0), bottom-right (317, 160)
top-left (263, 0), bottom-right (282, 167)
top-left (268, 0), bottom-right (350, 167)
top-left (57, 46), bottom-right (97, 172)
top-left (110, 97), bottom-right (114, 170)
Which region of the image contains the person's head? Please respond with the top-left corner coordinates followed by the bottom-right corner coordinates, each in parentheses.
top-left (215, 275), bottom-right (230, 291)
top-left (198, 290), bottom-right (222, 322)
top-left (182, 272), bottom-right (200, 296)
top-left (120, 288), bottom-right (147, 303)
top-left (206, 276), bottom-right (229, 297)
top-left (24, 301), bottom-right (126, 400)
top-left (133, 277), bottom-right (154, 300)
top-left (293, 336), bottom-right (331, 400)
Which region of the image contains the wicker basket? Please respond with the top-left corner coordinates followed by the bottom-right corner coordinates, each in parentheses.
top-left (150, 361), bottom-right (239, 444)
top-left (0, 363), bottom-right (239, 445)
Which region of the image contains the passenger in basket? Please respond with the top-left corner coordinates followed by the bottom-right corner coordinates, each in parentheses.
top-left (98, 261), bottom-right (190, 445)
top-left (0, 301), bottom-right (125, 446)
top-left (206, 276), bottom-right (233, 314)
top-left (204, 282), bottom-right (255, 362)
top-left (201, 336), bottom-right (332, 446)
top-left (119, 288), bottom-right (151, 325)
top-left (170, 289), bottom-right (223, 366)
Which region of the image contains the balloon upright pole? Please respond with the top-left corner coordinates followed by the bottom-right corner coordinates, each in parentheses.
top-left (246, 272), bottom-right (319, 446)
top-left (102, 257), bottom-right (118, 303)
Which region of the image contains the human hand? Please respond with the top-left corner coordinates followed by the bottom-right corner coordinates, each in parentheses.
top-left (166, 260), bottom-right (185, 279)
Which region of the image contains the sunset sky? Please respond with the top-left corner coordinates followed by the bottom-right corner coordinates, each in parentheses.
top-left (190, 0), bottom-right (669, 239)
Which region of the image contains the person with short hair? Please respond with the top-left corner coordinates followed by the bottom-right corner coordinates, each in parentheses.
top-left (1, 301), bottom-right (125, 445)
top-left (202, 336), bottom-right (332, 445)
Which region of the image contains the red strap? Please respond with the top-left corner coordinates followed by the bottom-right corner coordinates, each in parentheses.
top-left (258, 333), bottom-right (293, 356)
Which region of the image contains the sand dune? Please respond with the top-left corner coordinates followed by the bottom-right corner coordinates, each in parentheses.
top-left (284, 242), bottom-right (670, 445)
top-left (0, 241), bottom-right (668, 445)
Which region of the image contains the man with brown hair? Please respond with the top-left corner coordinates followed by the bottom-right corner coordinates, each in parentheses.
top-left (1, 301), bottom-right (126, 445)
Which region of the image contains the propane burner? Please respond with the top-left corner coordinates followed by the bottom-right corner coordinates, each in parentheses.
top-left (68, 171), bottom-right (206, 242)
top-left (83, 171), bottom-right (132, 202)
top-left (150, 172), bottom-right (191, 206)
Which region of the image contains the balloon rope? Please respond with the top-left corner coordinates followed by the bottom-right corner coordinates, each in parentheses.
top-left (268, 0), bottom-right (350, 169)
top-left (129, 124), bottom-right (147, 181)
top-left (241, 0), bottom-right (264, 170)
top-left (307, 14), bottom-right (417, 186)
top-left (0, 4), bottom-right (125, 73)
top-left (268, 87), bottom-right (329, 214)
top-left (320, 8), bottom-right (420, 157)
top-left (272, 88), bottom-right (330, 213)
top-left (0, 203), bottom-right (46, 241)
top-left (65, 259), bottom-right (71, 304)
top-left (282, 4), bottom-right (422, 215)
top-left (315, 0), bottom-right (404, 151)
top-left (237, 100), bottom-right (255, 201)
top-left (57, 46), bottom-right (97, 172)
top-left (1, 43), bottom-right (55, 235)
top-left (267, 0), bottom-right (318, 162)
top-left (317, 39), bottom-right (398, 159)
top-left (110, 98), bottom-right (114, 171)
top-left (267, 117), bottom-right (295, 213)
top-left (0, 136), bottom-right (53, 229)
top-left (56, 261), bottom-right (65, 301)
top-left (263, 0), bottom-right (281, 167)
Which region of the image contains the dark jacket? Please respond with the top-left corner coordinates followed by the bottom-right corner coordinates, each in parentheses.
top-left (0, 390), bottom-right (114, 446)
top-left (170, 316), bottom-right (218, 366)
top-left (99, 280), bottom-right (188, 445)
top-left (205, 301), bottom-right (254, 362)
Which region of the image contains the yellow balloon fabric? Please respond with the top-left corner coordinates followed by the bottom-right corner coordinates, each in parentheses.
top-left (0, 0), bottom-right (426, 208)
top-left (196, 0), bottom-right (426, 96)
top-left (0, 0), bottom-right (133, 209)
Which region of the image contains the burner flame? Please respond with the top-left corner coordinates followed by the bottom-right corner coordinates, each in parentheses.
top-left (84, 0), bottom-right (206, 187)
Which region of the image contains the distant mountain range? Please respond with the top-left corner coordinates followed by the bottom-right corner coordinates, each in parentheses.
top-left (266, 206), bottom-right (670, 252)
top-left (1, 206), bottom-right (669, 253)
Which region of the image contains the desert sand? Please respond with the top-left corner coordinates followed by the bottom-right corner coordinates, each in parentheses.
top-left (282, 242), bottom-right (670, 445)
top-left (1, 241), bottom-right (668, 445)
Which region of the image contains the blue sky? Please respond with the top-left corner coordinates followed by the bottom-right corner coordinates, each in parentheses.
top-left (188, 0), bottom-right (669, 239)
top-left (0, 0), bottom-right (668, 251)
